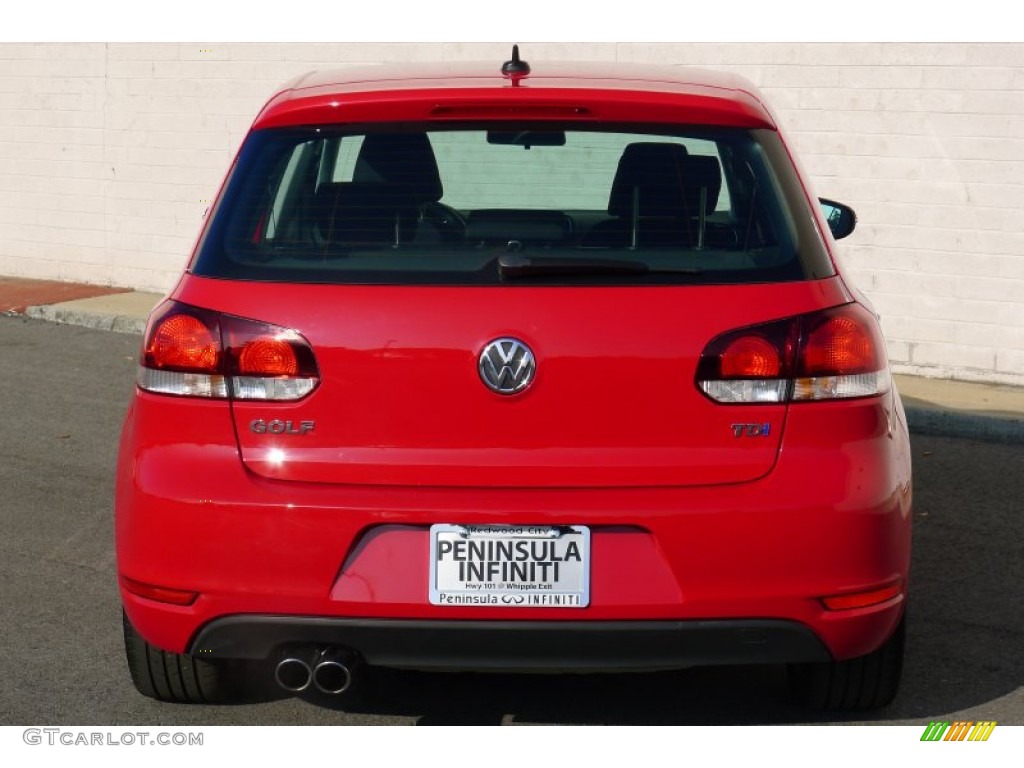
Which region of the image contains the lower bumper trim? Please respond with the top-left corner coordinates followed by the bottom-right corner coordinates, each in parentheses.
top-left (189, 616), bottom-right (831, 671)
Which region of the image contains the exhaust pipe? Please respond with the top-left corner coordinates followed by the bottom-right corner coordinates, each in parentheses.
top-left (313, 648), bottom-right (357, 695)
top-left (274, 651), bottom-right (315, 693)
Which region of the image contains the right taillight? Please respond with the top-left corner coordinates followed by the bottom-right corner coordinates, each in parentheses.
top-left (697, 303), bottom-right (889, 404)
top-left (137, 301), bottom-right (319, 401)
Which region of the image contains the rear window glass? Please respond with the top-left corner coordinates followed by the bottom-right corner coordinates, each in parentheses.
top-left (192, 124), bottom-right (833, 285)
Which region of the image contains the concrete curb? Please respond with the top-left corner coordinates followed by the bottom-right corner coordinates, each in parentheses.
top-left (25, 303), bottom-right (148, 335)
top-left (903, 406), bottom-right (1023, 445)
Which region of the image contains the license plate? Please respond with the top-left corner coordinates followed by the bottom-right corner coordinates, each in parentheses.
top-left (429, 524), bottom-right (590, 608)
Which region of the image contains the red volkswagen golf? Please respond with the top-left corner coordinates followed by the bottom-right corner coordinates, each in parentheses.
top-left (116, 50), bottom-right (912, 710)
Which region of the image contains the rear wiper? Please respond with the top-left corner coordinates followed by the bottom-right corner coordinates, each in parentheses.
top-left (497, 253), bottom-right (702, 278)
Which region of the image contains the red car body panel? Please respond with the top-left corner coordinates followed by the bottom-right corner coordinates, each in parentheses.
top-left (116, 62), bottom-right (912, 674)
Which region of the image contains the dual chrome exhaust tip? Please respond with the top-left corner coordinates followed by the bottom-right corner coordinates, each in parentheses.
top-left (274, 647), bottom-right (356, 695)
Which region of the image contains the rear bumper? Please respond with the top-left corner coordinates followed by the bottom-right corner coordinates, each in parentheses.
top-left (190, 616), bottom-right (831, 671)
top-left (116, 388), bottom-right (913, 667)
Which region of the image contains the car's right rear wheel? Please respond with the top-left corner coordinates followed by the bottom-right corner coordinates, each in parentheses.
top-left (123, 612), bottom-right (235, 703)
top-left (788, 613), bottom-right (905, 711)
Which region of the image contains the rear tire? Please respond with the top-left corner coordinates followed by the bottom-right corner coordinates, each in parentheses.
top-left (788, 613), bottom-right (905, 711)
top-left (123, 612), bottom-right (235, 703)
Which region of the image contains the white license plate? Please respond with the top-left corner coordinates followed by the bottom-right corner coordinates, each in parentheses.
top-left (429, 524), bottom-right (590, 608)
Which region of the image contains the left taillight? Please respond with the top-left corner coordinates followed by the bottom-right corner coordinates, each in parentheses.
top-left (137, 301), bottom-right (319, 401)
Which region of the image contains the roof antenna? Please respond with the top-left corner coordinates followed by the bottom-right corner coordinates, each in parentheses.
top-left (501, 44), bottom-right (530, 81)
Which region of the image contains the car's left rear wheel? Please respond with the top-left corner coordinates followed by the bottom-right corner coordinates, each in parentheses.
top-left (123, 612), bottom-right (236, 703)
top-left (787, 612), bottom-right (905, 711)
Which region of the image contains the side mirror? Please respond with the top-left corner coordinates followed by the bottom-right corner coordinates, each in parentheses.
top-left (819, 198), bottom-right (857, 240)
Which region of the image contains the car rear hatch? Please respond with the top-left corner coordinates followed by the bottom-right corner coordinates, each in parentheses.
top-left (177, 277), bottom-right (849, 488)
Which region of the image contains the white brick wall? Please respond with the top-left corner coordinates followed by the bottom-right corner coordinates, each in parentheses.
top-left (0, 42), bottom-right (1022, 384)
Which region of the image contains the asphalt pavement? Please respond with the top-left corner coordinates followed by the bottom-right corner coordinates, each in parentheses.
top-left (0, 315), bottom-right (1021, 726)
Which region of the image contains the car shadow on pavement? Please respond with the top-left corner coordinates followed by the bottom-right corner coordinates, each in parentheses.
top-left (266, 664), bottom-right (812, 726)
top-left (883, 436), bottom-right (1023, 723)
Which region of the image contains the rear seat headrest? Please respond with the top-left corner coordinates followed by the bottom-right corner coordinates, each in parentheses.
top-left (607, 142), bottom-right (690, 218)
top-left (314, 182), bottom-right (418, 245)
top-left (353, 133), bottom-right (443, 204)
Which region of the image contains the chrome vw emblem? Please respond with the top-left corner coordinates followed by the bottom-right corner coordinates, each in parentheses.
top-left (478, 338), bottom-right (535, 395)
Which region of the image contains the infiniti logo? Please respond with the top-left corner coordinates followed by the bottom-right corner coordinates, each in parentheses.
top-left (478, 338), bottom-right (536, 395)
